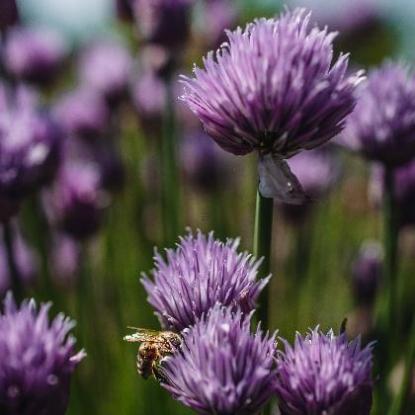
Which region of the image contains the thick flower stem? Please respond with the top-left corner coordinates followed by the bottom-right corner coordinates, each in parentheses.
top-left (161, 80), bottom-right (181, 246)
top-left (3, 221), bottom-right (22, 300)
top-left (253, 189), bottom-right (274, 330)
top-left (388, 317), bottom-right (415, 415)
top-left (383, 167), bottom-right (399, 338)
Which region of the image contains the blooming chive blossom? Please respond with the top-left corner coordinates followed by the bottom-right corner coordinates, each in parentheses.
top-left (2, 27), bottom-right (68, 84)
top-left (287, 147), bottom-right (339, 199)
top-left (133, 70), bottom-right (166, 131)
top-left (180, 129), bottom-right (232, 192)
top-left (275, 328), bottom-right (374, 415)
top-left (370, 162), bottom-right (415, 228)
top-left (342, 63), bottom-right (415, 167)
top-left (280, 147), bottom-right (339, 222)
top-left (49, 234), bottom-right (81, 287)
top-left (78, 41), bottom-right (132, 104)
top-left (142, 230), bottom-right (269, 331)
top-left (162, 305), bottom-right (277, 415)
top-left (199, 0), bottom-right (239, 48)
top-left (288, 0), bottom-right (380, 34)
top-left (0, 0), bottom-right (19, 31)
top-left (181, 8), bottom-right (362, 202)
top-left (53, 88), bottom-right (109, 140)
top-left (43, 161), bottom-right (108, 240)
top-left (0, 293), bottom-right (85, 415)
top-left (352, 241), bottom-right (382, 305)
top-left (133, 0), bottom-right (193, 51)
top-left (116, 0), bottom-right (134, 21)
top-left (0, 85), bottom-right (62, 220)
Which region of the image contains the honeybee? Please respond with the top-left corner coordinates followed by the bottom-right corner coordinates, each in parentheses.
top-left (124, 327), bottom-right (182, 381)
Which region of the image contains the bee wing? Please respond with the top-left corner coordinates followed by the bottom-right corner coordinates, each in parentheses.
top-left (124, 327), bottom-right (166, 343)
top-left (127, 327), bottom-right (163, 335)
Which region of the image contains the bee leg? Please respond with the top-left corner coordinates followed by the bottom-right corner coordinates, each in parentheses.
top-left (152, 364), bottom-right (167, 383)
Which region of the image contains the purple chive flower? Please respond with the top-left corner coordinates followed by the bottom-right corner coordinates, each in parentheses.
top-left (352, 241), bottom-right (382, 305)
top-left (180, 129), bottom-right (233, 192)
top-left (49, 234), bottom-right (81, 287)
top-left (53, 88), bottom-right (110, 140)
top-left (162, 305), bottom-right (277, 415)
top-left (95, 142), bottom-right (126, 193)
top-left (280, 147), bottom-right (340, 222)
top-left (0, 225), bottom-right (38, 294)
top-left (275, 328), bottom-right (374, 415)
top-left (287, 147), bottom-right (339, 199)
top-left (0, 0), bottom-right (19, 31)
top-left (0, 85), bottom-right (62, 220)
top-left (370, 161), bottom-right (415, 228)
top-left (142, 230), bottom-right (269, 331)
top-left (288, 0), bottom-right (380, 34)
top-left (43, 161), bottom-right (108, 240)
top-left (116, 0), bottom-right (134, 21)
top-left (78, 41), bottom-right (132, 104)
top-left (342, 62), bottom-right (415, 167)
top-left (2, 27), bottom-right (68, 85)
top-left (0, 293), bottom-right (85, 415)
top-left (199, 0), bottom-right (239, 48)
top-left (181, 8), bottom-right (362, 202)
top-left (133, 70), bottom-right (166, 132)
top-left (132, 0), bottom-right (193, 51)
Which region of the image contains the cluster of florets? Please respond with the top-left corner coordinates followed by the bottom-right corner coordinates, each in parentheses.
top-left (138, 230), bottom-right (374, 415)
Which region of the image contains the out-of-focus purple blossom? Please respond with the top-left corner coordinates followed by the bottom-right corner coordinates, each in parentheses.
top-left (198, 0), bottom-right (238, 48)
top-left (288, 0), bottom-right (381, 34)
top-left (133, 0), bottom-right (193, 51)
top-left (370, 161), bottom-right (415, 228)
top-left (162, 305), bottom-right (277, 415)
top-left (342, 62), bottom-right (415, 167)
top-left (180, 129), bottom-right (232, 192)
top-left (53, 89), bottom-right (109, 140)
top-left (116, 0), bottom-right (134, 21)
top-left (49, 234), bottom-right (81, 287)
top-left (287, 147), bottom-right (340, 199)
top-left (0, 0), bottom-right (19, 32)
top-left (181, 8), bottom-right (362, 158)
top-left (139, 45), bottom-right (176, 78)
top-left (2, 27), bottom-right (68, 85)
top-left (352, 241), bottom-right (382, 305)
top-left (95, 142), bottom-right (126, 192)
top-left (280, 147), bottom-right (340, 222)
top-left (0, 293), bottom-right (85, 415)
top-left (43, 161), bottom-right (108, 240)
top-left (142, 230), bottom-right (269, 331)
top-left (0, 84), bottom-right (62, 221)
top-left (133, 70), bottom-right (166, 132)
top-left (0, 225), bottom-right (38, 294)
top-left (78, 41), bottom-right (132, 104)
top-left (275, 328), bottom-right (374, 415)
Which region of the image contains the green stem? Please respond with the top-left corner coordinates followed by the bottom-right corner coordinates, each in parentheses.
top-left (388, 318), bottom-right (415, 415)
top-left (253, 189), bottom-right (274, 330)
top-left (3, 221), bottom-right (23, 300)
top-left (161, 80), bottom-right (181, 245)
top-left (383, 167), bottom-right (399, 337)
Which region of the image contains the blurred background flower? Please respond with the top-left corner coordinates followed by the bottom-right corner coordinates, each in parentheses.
top-left (2, 26), bottom-right (68, 85)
